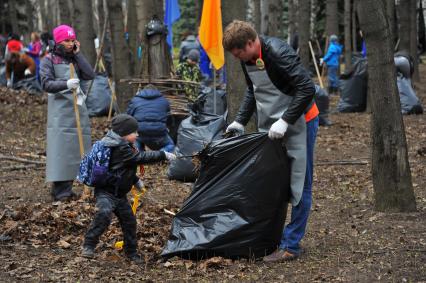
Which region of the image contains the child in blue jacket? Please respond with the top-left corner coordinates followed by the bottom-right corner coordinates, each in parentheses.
top-left (321, 34), bottom-right (342, 94)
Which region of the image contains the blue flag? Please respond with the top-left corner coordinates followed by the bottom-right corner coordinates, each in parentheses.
top-left (164, 0), bottom-right (181, 49)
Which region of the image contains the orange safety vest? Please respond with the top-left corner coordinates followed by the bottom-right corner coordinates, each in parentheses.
top-left (305, 102), bottom-right (319, 123)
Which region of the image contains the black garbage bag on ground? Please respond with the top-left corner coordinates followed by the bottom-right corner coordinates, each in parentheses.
top-left (197, 87), bottom-right (227, 115)
top-left (13, 76), bottom-right (42, 95)
top-left (85, 74), bottom-right (115, 117)
top-left (162, 133), bottom-right (291, 259)
top-left (167, 112), bottom-right (226, 182)
top-left (0, 64), bottom-right (6, 86)
top-left (397, 75), bottom-right (423, 115)
top-left (337, 54), bottom-right (368, 112)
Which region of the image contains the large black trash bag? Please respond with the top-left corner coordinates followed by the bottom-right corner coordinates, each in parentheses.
top-left (162, 133), bottom-right (291, 259)
top-left (337, 54), bottom-right (368, 112)
top-left (13, 76), bottom-right (42, 95)
top-left (167, 112), bottom-right (226, 182)
top-left (197, 86), bottom-right (227, 115)
top-left (85, 74), bottom-right (115, 117)
top-left (397, 75), bottom-right (423, 115)
top-left (0, 64), bottom-right (6, 86)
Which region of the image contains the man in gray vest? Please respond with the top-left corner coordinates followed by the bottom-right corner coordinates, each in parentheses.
top-left (223, 20), bottom-right (319, 262)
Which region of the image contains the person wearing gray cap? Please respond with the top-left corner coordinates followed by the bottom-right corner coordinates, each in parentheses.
top-left (176, 49), bottom-right (202, 102)
top-left (320, 34), bottom-right (342, 95)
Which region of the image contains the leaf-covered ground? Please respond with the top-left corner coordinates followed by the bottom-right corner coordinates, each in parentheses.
top-left (0, 65), bottom-right (425, 282)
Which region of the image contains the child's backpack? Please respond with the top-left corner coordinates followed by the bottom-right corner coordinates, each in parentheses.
top-left (76, 141), bottom-right (111, 187)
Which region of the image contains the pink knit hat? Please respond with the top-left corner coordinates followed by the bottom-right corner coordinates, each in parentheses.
top-left (53, 25), bottom-right (76, 43)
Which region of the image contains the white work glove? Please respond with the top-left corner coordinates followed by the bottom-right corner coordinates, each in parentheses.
top-left (66, 78), bottom-right (80, 90)
top-left (226, 121), bottom-right (244, 134)
top-left (24, 68), bottom-right (32, 76)
top-left (22, 47), bottom-right (30, 53)
top-left (164, 151), bottom-right (177, 161)
top-left (6, 79), bottom-right (12, 88)
top-left (135, 179), bottom-right (144, 192)
top-left (268, 118), bottom-right (289, 140)
top-left (319, 58), bottom-right (324, 66)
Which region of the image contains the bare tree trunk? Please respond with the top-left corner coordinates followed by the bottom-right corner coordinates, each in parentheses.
top-left (73, 0), bottom-right (97, 67)
top-left (260, 0), bottom-right (281, 37)
top-left (310, 0), bottom-right (318, 39)
top-left (253, 0), bottom-right (261, 32)
top-left (288, 0), bottom-right (297, 45)
top-left (357, 0), bottom-right (417, 212)
top-left (344, 0), bottom-right (352, 70)
top-left (222, 0), bottom-right (256, 132)
top-left (385, 0), bottom-right (396, 46)
top-left (58, 0), bottom-right (72, 25)
top-left (352, 0), bottom-right (358, 52)
top-left (106, 0), bottom-right (132, 110)
top-left (326, 0), bottom-right (339, 37)
top-left (399, 0), bottom-right (411, 52)
top-left (8, 0), bottom-right (19, 33)
top-left (127, 0), bottom-right (139, 76)
top-left (410, 0), bottom-right (419, 81)
top-left (136, 0), bottom-right (165, 77)
top-left (298, 0), bottom-right (311, 68)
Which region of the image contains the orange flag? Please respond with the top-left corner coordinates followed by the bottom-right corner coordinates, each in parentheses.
top-left (199, 0), bottom-right (224, 70)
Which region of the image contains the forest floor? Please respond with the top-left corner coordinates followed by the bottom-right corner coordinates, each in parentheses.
top-left (0, 64), bottom-right (425, 282)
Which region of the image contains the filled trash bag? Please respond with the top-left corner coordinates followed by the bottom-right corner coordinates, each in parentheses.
top-left (13, 76), bottom-right (42, 95)
top-left (0, 64), bottom-right (6, 86)
top-left (167, 112), bottom-right (225, 182)
top-left (397, 75), bottom-right (423, 115)
top-left (85, 74), bottom-right (115, 117)
top-left (198, 87), bottom-right (227, 115)
top-left (162, 133), bottom-right (291, 259)
top-left (337, 54), bottom-right (368, 112)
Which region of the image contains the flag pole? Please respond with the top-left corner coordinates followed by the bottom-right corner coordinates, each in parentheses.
top-left (213, 66), bottom-right (217, 115)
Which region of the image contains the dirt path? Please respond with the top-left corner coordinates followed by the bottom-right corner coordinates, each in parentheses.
top-left (0, 66), bottom-right (425, 282)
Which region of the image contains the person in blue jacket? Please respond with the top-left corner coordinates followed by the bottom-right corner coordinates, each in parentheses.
top-left (127, 86), bottom-right (175, 153)
top-left (321, 34), bottom-right (342, 95)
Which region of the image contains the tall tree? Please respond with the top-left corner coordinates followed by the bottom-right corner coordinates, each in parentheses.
top-left (8, 0), bottom-right (18, 33)
top-left (106, 0), bottom-right (132, 110)
top-left (399, 0), bottom-right (420, 81)
top-left (222, 0), bottom-right (256, 132)
top-left (135, 0), bottom-right (165, 77)
top-left (357, 0), bottom-right (417, 212)
top-left (127, 0), bottom-right (139, 76)
top-left (261, 0), bottom-right (281, 37)
top-left (253, 0), bottom-right (261, 32)
top-left (351, 0), bottom-right (358, 52)
top-left (288, 0), bottom-right (297, 46)
top-left (325, 0), bottom-right (339, 37)
top-left (58, 0), bottom-right (72, 25)
top-left (73, 0), bottom-right (97, 67)
top-left (344, 0), bottom-right (351, 70)
top-left (298, 0), bottom-right (311, 68)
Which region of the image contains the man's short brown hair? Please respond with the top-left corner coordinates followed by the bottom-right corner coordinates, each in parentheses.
top-left (223, 20), bottom-right (257, 51)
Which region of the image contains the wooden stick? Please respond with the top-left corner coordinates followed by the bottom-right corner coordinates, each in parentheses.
top-left (309, 41), bottom-right (324, 89)
top-left (316, 160), bottom-right (368, 166)
top-left (85, 16), bottom-right (109, 96)
top-left (0, 164), bottom-right (44, 171)
top-left (321, 36), bottom-right (329, 81)
top-left (0, 154), bottom-right (45, 165)
top-left (70, 64), bottom-right (91, 198)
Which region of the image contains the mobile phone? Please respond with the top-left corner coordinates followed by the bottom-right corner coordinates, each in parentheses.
top-left (73, 43), bottom-right (77, 51)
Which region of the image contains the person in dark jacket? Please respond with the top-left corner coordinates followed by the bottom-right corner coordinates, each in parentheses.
top-left (127, 86), bottom-right (175, 153)
top-left (40, 25), bottom-right (95, 201)
top-left (223, 20), bottom-right (318, 262)
top-left (82, 114), bottom-right (176, 263)
top-left (178, 33), bottom-right (200, 63)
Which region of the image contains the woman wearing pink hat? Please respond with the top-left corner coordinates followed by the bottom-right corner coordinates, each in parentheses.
top-left (40, 25), bottom-right (95, 201)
